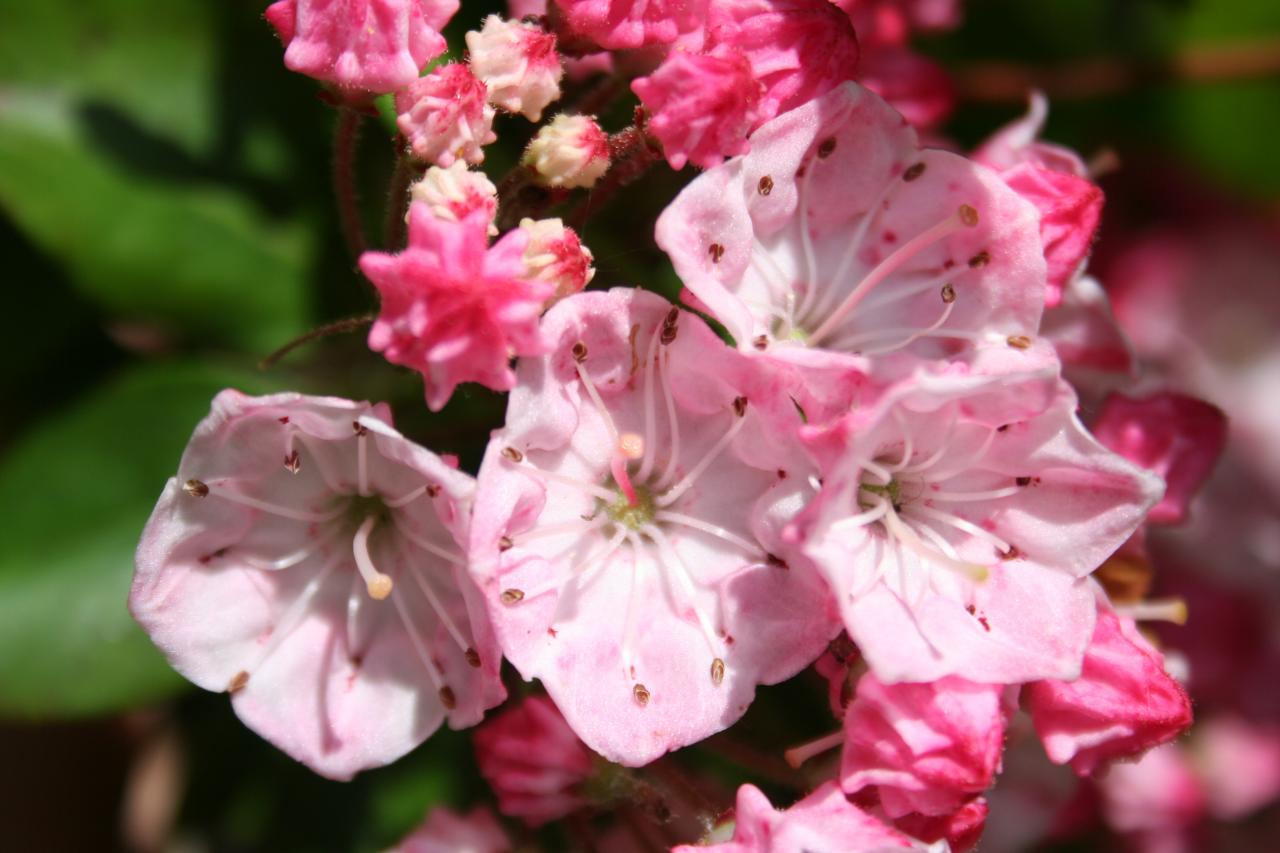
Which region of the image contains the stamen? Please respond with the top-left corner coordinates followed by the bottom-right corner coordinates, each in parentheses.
top-left (385, 484), bottom-right (428, 508)
top-left (656, 347), bottom-right (683, 489)
top-left (391, 516), bottom-right (464, 563)
top-left (656, 401), bottom-right (748, 507)
top-left (783, 730), bottom-right (844, 769)
top-left (817, 179), bottom-right (898, 322)
top-left (927, 485), bottom-right (1023, 502)
top-left (389, 579), bottom-right (446, 690)
top-left (838, 294), bottom-right (958, 357)
top-left (512, 527), bottom-right (628, 604)
top-left (645, 527), bottom-right (722, 656)
top-left (246, 549), bottom-right (343, 675)
top-left (294, 434), bottom-right (347, 493)
top-left (574, 349), bottom-right (620, 446)
top-left (794, 159), bottom-right (821, 321)
top-left (510, 515), bottom-right (609, 545)
top-left (711, 657), bottom-right (726, 686)
top-left (636, 324), bottom-right (664, 482)
top-left (241, 531), bottom-right (341, 571)
top-left (511, 462), bottom-right (617, 502)
top-left (882, 505), bottom-right (988, 582)
top-left (404, 558), bottom-right (473, 657)
top-left (1116, 598), bottom-right (1188, 625)
top-left (352, 515), bottom-right (393, 599)
top-left (202, 482), bottom-right (344, 523)
top-left (808, 206), bottom-right (979, 346)
top-left (653, 511), bottom-right (766, 559)
top-left (904, 504), bottom-right (1012, 555)
top-left (612, 433), bottom-right (645, 507)
top-left (908, 426), bottom-right (997, 482)
top-left (357, 430), bottom-right (370, 496)
top-left (619, 532), bottom-right (644, 681)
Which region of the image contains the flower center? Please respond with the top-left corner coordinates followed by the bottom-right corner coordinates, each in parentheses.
top-left (605, 483), bottom-right (656, 530)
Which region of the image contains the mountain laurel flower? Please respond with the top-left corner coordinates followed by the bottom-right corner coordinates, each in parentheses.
top-left (469, 288), bottom-right (839, 765)
top-left (522, 114), bottom-right (610, 189)
top-left (465, 15), bottom-right (563, 121)
top-left (1025, 603), bottom-right (1193, 776)
top-left (396, 63), bottom-right (497, 167)
top-left (519, 217), bottom-right (595, 301)
top-left (632, 50), bottom-right (765, 171)
top-left (130, 392), bottom-right (505, 780)
top-left (393, 804), bottom-right (511, 853)
top-left (265, 0), bottom-right (458, 94)
top-left (409, 161), bottom-right (500, 235)
top-left (552, 0), bottom-right (707, 50)
top-left (474, 694), bottom-right (597, 826)
top-left (359, 205), bottom-right (555, 411)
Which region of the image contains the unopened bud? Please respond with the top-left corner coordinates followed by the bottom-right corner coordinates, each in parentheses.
top-left (523, 114), bottom-right (610, 189)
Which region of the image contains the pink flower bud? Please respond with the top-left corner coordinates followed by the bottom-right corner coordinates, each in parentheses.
top-left (473, 695), bottom-right (597, 826)
top-left (410, 161), bottom-right (500, 235)
top-left (395, 63), bottom-right (497, 167)
top-left (522, 114), bottom-right (610, 188)
top-left (466, 15), bottom-right (564, 122)
top-left (518, 217), bottom-right (595, 300)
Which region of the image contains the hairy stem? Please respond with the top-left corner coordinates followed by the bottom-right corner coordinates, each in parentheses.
top-left (259, 313), bottom-right (376, 370)
top-left (332, 107), bottom-right (367, 258)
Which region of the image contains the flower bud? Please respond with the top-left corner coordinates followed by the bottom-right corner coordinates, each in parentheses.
top-left (522, 114), bottom-right (610, 189)
top-left (466, 15), bottom-right (564, 122)
top-left (396, 63), bottom-right (496, 167)
top-left (410, 161), bottom-right (500, 235)
top-left (519, 217), bottom-right (595, 300)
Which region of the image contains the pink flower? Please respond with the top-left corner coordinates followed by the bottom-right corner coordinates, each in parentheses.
top-left (705, 0), bottom-right (861, 125)
top-left (974, 94), bottom-right (1104, 306)
top-left (265, 0), bottom-right (458, 94)
top-left (393, 805), bottom-right (510, 852)
top-left (840, 674), bottom-right (1011, 820)
top-left (1026, 604), bottom-right (1193, 776)
top-left (1193, 716), bottom-right (1280, 820)
top-left (792, 363), bottom-right (1165, 684)
top-left (552, 0), bottom-right (707, 50)
top-left (1095, 743), bottom-right (1205, 851)
top-left (395, 63), bottom-right (497, 167)
top-left (672, 782), bottom-right (922, 852)
top-left (1038, 274), bottom-right (1137, 392)
top-left (522, 114), bottom-right (611, 188)
top-left (1092, 392), bottom-right (1227, 526)
top-left (359, 205), bottom-right (554, 411)
top-left (469, 288), bottom-right (839, 765)
top-left (656, 83), bottom-right (1046, 385)
top-left (409, 161), bottom-right (500, 235)
top-left (473, 694), bottom-right (597, 826)
top-left (518, 217), bottom-right (596, 300)
top-left (632, 50), bottom-right (764, 171)
top-left (466, 15), bottom-right (564, 121)
top-left (893, 799), bottom-right (989, 853)
top-left (130, 392), bottom-right (505, 779)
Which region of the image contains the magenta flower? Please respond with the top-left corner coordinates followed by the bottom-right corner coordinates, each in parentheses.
top-left (469, 288), bottom-right (839, 765)
top-left (632, 50), bottom-right (764, 171)
top-left (130, 392), bottom-right (505, 779)
top-left (265, 0), bottom-right (458, 94)
top-left (552, 0), bottom-right (707, 50)
top-left (393, 804), bottom-right (510, 852)
top-left (395, 63), bottom-right (497, 167)
top-left (1025, 603), bottom-right (1193, 776)
top-left (473, 694), bottom-right (596, 826)
top-left (672, 782), bottom-right (923, 852)
top-left (359, 205), bottom-right (554, 411)
top-left (465, 15), bottom-right (564, 122)
top-left (791, 361), bottom-right (1164, 684)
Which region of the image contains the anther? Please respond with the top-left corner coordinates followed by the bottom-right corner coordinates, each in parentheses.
top-left (711, 657), bottom-right (725, 686)
top-left (660, 324), bottom-right (678, 345)
top-left (1015, 476), bottom-right (1032, 486)
top-left (501, 446), bottom-right (524, 463)
top-left (633, 683), bottom-right (651, 706)
top-left (1006, 335), bottom-right (1032, 350)
top-left (571, 341), bottom-right (588, 363)
top-left (752, 335), bottom-right (768, 350)
top-left (708, 243), bottom-right (725, 263)
top-left (500, 588), bottom-right (525, 605)
top-left (183, 479), bottom-right (209, 498)
top-left (352, 421), bottom-right (369, 436)
top-left (283, 450), bottom-right (301, 474)
top-left (1001, 545), bottom-right (1021, 560)
top-left (941, 283), bottom-right (956, 304)
top-left (438, 686), bottom-right (457, 709)
top-left (426, 484), bottom-right (441, 497)
top-left (732, 396), bottom-right (748, 417)
top-left (227, 671), bottom-right (250, 693)
top-left (903, 162), bottom-right (926, 181)
top-left (498, 536), bottom-right (513, 551)
top-left (958, 204), bottom-right (979, 227)
top-left (757, 175), bottom-right (774, 196)
top-left (968, 250), bottom-right (990, 268)
top-left (818, 137), bottom-right (837, 158)
top-left (464, 647), bottom-right (481, 668)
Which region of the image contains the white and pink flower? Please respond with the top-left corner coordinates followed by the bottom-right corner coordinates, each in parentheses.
top-left (396, 63), bottom-right (497, 167)
top-left (522, 114), bottom-right (611, 189)
top-left (409, 161), bottom-right (500, 235)
top-left (466, 15), bottom-right (564, 121)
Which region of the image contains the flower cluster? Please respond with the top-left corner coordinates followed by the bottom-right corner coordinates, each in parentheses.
top-left (130, 2), bottom-right (1239, 849)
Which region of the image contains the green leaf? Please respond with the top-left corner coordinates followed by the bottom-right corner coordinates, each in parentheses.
top-left (0, 360), bottom-right (286, 718)
top-left (0, 93), bottom-right (312, 351)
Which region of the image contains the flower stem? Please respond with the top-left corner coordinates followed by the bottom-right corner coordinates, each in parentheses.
top-left (570, 120), bottom-right (662, 231)
top-left (332, 107), bottom-right (367, 258)
top-left (259, 313), bottom-right (375, 370)
top-left (383, 144), bottom-right (415, 250)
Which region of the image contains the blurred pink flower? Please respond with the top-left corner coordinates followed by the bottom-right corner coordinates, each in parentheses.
top-left (393, 805), bottom-right (510, 852)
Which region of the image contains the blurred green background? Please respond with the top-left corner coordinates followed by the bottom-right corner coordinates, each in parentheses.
top-left (1, 0), bottom-right (1278, 849)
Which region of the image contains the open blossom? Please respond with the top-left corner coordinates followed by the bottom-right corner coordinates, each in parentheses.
top-left (359, 205), bottom-right (554, 411)
top-left (1026, 603), bottom-right (1193, 776)
top-left (790, 358), bottom-right (1165, 684)
top-left (466, 15), bottom-right (563, 121)
top-left (552, 0), bottom-right (706, 49)
top-left (1092, 392), bottom-right (1227, 525)
top-left (265, 0), bottom-right (458, 93)
top-left (673, 783), bottom-right (926, 852)
top-left (409, 161), bottom-right (500, 235)
top-left (393, 805), bottom-right (510, 852)
top-left (474, 694), bottom-right (596, 826)
top-left (840, 674), bottom-right (1011, 820)
top-left (522, 114), bottom-right (610, 189)
top-left (656, 81), bottom-right (1046, 413)
top-left (632, 50), bottom-right (764, 171)
top-left (519, 217), bottom-right (595, 300)
top-left (396, 63), bottom-right (497, 167)
top-left (469, 288), bottom-right (838, 765)
top-left (130, 392), bottom-right (505, 779)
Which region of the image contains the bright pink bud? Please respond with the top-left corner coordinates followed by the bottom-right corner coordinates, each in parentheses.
top-left (395, 63), bottom-right (497, 167)
top-left (466, 15), bottom-right (564, 121)
top-left (1092, 392), bottom-right (1228, 526)
top-left (474, 695), bottom-right (597, 826)
top-left (522, 114), bottom-right (610, 188)
top-left (1026, 605), bottom-right (1193, 776)
top-left (265, 0), bottom-right (458, 94)
top-left (1001, 164), bottom-right (1104, 305)
top-left (893, 798), bottom-right (989, 853)
top-left (632, 50), bottom-right (764, 170)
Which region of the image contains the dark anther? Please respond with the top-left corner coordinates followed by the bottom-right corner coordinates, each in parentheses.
top-left (183, 479), bottom-right (209, 498)
top-left (752, 335), bottom-right (768, 350)
top-left (818, 137), bottom-right (837, 158)
top-left (1016, 476), bottom-right (1032, 487)
top-left (968, 250), bottom-right (991, 268)
top-left (903, 162), bottom-right (926, 181)
top-left (500, 588), bottom-right (525, 604)
top-left (941, 283), bottom-right (956, 304)
top-left (757, 175), bottom-right (774, 196)
top-left (708, 242), bottom-right (725, 263)
top-left (464, 648), bottom-right (481, 668)
top-left (633, 683), bottom-right (651, 705)
top-left (501, 446), bottom-right (524, 463)
top-left (499, 536), bottom-right (513, 551)
top-left (733, 396), bottom-right (748, 417)
top-left (352, 421), bottom-right (369, 436)
top-left (571, 341), bottom-right (588, 362)
top-left (1006, 335), bottom-right (1032, 350)
top-left (283, 451), bottom-right (301, 474)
